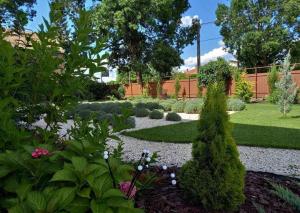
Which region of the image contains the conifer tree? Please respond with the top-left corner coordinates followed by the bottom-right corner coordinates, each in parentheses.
top-left (179, 83), bottom-right (245, 211)
top-left (276, 52), bottom-right (298, 116)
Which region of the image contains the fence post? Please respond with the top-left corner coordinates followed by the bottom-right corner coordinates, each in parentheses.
top-left (188, 77), bottom-right (191, 99)
top-left (255, 67), bottom-right (258, 99)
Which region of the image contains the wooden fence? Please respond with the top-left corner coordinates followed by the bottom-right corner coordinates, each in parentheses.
top-left (125, 70), bottom-right (300, 99)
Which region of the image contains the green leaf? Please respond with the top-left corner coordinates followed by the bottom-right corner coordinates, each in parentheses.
top-left (106, 197), bottom-right (134, 208)
top-left (16, 182), bottom-right (32, 201)
top-left (71, 156), bottom-right (88, 172)
top-left (8, 205), bottom-right (24, 213)
top-left (65, 197), bottom-right (89, 213)
top-left (0, 166), bottom-right (11, 178)
top-left (50, 169), bottom-right (77, 182)
top-left (47, 187), bottom-right (76, 212)
top-left (26, 191), bottom-right (47, 211)
top-left (78, 187), bottom-right (91, 198)
top-left (91, 200), bottom-right (113, 213)
top-left (103, 189), bottom-right (125, 199)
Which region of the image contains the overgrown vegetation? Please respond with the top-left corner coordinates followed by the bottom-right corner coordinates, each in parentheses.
top-left (179, 83), bottom-right (245, 211)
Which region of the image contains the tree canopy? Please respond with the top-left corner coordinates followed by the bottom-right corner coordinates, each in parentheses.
top-left (216, 0), bottom-right (300, 67)
top-left (93, 0), bottom-right (197, 84)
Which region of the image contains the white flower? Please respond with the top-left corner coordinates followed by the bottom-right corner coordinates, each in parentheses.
top-left (162, 165), bottom-right (167, 170)
top-left (137, 165), bottom-right (143, 171)
top-left (103, 151), bottom-right (109, 155)
top-left (146, 157), bottom-right (151, 162)
top-left (103, 154), bottom-right (109, 160)
top-left (143, 149), bottom-right (148, 154)
top-left (171, 180), bottom-right (177, 185)
top-left (145, 164), bottom-right (149, 168)
top-left (170, 173), bottom-right (176, 178)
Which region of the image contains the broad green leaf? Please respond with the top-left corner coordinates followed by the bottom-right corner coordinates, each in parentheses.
top-left (71, 156), bottom-right (87, 172)
top-left (16, 182), bottom-right (32, 201)
top-left (65, 197), bottom-right (89, 213)
top-left (26, 191), bottom-right (47, 211)
top-left (0, 166), bottom-right (11, 178)
top-left (50, 169), bottom-right (77, 182)
top-left (46, 187), bottom-right (76, 212)
top-left (103, 189), bottom-right (125, 199)
top-left (118, 207), bottom-right (144, 213)
top-left (106, 197), bottom-right (134, 208)
top-left (78, 187), bottom-right (91, 198)
top-left (91, 200), bottom-right (113, 213)
top-left (8, 205), bottom-right (23, 213)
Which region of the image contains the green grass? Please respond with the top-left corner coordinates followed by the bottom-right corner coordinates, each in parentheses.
top-left (123, 103), bottom-right (300, 149)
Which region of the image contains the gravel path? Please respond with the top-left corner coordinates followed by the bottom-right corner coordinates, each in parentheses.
top-left (108, 115), bottom-right (300, 178)
top-left (33, 113), bottom-right (300, 177)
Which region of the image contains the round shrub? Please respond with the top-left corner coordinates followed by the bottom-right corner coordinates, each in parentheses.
top-left (171, 100), bottom-right (186, 113)
top-left (76, 108), bottom-right (93, 119)
top-left (96, 113), bottom-right (113, 124)
top-left (149, 109), bottom-right (164, 119)
top-left (166, 112), bottom-right (181, 121)
top-left (134, 108), bottom-right (150, 117)
top-left (227, 98), bottom-right (246, 111)
top-left (125, 116), bottom-right (136, 129)
top-left (184, 99), bottom-right (204, 114)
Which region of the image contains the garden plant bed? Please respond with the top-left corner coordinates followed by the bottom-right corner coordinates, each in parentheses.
top-left (135, 167), bottom-right (300, 213)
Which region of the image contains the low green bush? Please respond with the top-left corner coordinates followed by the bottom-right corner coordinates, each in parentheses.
top-left (166, 112), bottom-right (181, 121)
top-left (149, 110), bottom-right (164, 119)
top-left (227, 98), bottom-right (246, 111)
top-left (96, 113), bottom-right (113, 124)
top-left (135, 108), bottom-right (150, 117)
top-left (159, 99), bottom-right (177, 111)
top-left (184, 99), bottom-right (204, 114)
top-left (171, 100), bottom-right (186, 113)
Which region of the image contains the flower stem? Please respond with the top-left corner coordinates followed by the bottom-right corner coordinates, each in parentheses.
top-left (106, 159), bottom-right (116, 188)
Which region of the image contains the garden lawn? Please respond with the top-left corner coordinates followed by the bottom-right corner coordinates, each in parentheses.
top-left (123, 103), bottom-right (300, 149)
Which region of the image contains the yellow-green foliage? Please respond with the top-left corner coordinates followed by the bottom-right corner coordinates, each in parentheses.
top-left (235, 73), bottom-right (253, 103)
top-left (179, 83), bottom-right (245, 211)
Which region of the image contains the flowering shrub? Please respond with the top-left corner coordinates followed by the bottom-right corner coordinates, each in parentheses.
top-left (184, 99), bottom-right (204, 114)
top-left (171, 100), bottom-right (186, 113)
top-left (31, 147), bottom-right (50, 158)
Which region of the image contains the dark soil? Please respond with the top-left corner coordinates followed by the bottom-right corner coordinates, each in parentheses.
top-left (135, 168), bottom-right (300, 213)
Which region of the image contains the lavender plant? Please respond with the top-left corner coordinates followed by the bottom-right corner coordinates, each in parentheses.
top-left (275, 52), bottom-right (298, 116)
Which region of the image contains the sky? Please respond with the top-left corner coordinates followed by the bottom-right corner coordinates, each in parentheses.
top-left (26, 0), bottom-right (234, 75)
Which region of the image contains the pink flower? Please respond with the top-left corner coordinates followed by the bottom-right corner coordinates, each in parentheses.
top-left (119, 181), bottom-right (137, 198)
top-left (31, 152), bottom-right (39, 158)
top-left (31, 147), bottom-right (50, 158)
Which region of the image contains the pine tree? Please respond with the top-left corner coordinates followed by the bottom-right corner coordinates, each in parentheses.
top-left (276, 52), bottom-right (298, 116)
top-left (179, 83), bottom-right (245, 211)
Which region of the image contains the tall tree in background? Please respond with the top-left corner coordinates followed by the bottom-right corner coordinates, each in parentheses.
top-left (0, 0), bottom-right (37, 30)
top-left (93, 0), bottom-right (196, 85)
top-left (216, 0), bottom-right (300, 67)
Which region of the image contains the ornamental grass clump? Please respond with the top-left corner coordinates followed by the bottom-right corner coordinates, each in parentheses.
top-left (179, 83), bottom-right (245, 211)
top-left (171, 100), bottom-right (186, 113)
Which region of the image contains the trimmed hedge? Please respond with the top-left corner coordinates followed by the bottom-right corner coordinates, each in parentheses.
top-left (149, 109), bottom-right (164, 119)
top-left (135, 108), bottom-right (150, 117)
top-left (227, 98), bottom-right (246, 111)
top-left (171, 100), bottom-right (186, 113)
top-left (184, 99), bottom-right (204, 114)
top-left (166, 112), bottom-right (181, 121)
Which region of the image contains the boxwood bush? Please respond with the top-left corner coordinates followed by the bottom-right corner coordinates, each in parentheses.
top-left (149, 109), bottom-right (164, 119)
top-left (166, 112), bottom-right (182, 121)
top-left (135, 107), bottom-right (150, 117)
top-left (227, 98), bottom-right (246, 111)
top-left (171, 100), bottom-right (186, 113)
top-left (184, 99), bottom-right (204, 114)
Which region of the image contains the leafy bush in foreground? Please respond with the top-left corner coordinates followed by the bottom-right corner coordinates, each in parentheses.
top-left (166, 112), bottom-right (181, 121)
top-left (135, 108), bottom-right (150, 117)
top-left (227, 98), bottom-right (246, 111)
top-left (179, 83), bottom-right (245, 211)
top-left (171, 100), bottom-right (186, 113)
top-left (149, 110), bottom-right (164, 119)
top-left (184, 99), bottom-right (204, 114)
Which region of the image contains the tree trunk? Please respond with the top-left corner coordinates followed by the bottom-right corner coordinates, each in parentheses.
top-left (136, 70), bottom-right (143, 92)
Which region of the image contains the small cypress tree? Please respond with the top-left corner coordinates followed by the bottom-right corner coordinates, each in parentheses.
top-left (275, 52), bottom-right (298, 116)
top-left (179, 83), bottom-right (245, 211)
top-left (268, 65), bottom-right (279, 94)
top-left (174, 76), bottom-right (181, 100)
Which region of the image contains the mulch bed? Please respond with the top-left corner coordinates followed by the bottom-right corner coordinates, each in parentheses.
top-left (135, 167), bottom-right (300, 213)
